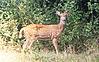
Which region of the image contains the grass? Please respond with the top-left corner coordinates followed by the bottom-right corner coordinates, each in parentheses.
top-left (0, 44), bottom-right (99, 62)
top-left (0, 38), bottom-right (99, 62)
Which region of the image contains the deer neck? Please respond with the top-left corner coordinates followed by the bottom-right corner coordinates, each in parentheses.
top-left (59, 20), bottom-right (65, 25)
top-left (58, 20), bottom-right (65, 32)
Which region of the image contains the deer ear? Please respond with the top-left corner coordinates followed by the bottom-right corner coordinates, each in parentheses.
top-left (56, 11), bottom-right (61, 15)
top-left (64, 11), bottom-right (68, 16)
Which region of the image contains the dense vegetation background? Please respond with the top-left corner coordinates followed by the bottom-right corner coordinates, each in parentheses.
top-left (0, 0), bottom-right (99, 53)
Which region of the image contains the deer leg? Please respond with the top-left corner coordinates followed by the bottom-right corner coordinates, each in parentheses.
top-left (52, 38), bottom-right (58, 54)
top-left (28, 39), bottom-right (35, 49)
top-left (28, 37), bottom-right (37, 49)
top-left (23, 39), bottom-right (29, 50)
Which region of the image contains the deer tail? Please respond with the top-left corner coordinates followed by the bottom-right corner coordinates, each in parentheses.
top-left (19, 27), bottom-right (25, 38)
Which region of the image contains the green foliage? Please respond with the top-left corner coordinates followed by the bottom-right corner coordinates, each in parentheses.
top-left (0, 20), bottom-right (18, 45)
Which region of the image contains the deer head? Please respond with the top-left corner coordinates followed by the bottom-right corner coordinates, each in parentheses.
top-left (56, 11), bottom-right (68, 21)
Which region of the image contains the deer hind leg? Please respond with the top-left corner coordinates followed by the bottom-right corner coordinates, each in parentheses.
top-left (27, 37), bottom-right (37, 49)
top-left (28, 39), bottom-right (35, 49)
top-left (23, 39), bottom-right (29, 50)
top-left (52, 38), bottom-right (58, 54)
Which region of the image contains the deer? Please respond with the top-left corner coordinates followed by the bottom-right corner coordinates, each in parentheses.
top-left (19, 11), bottom-right (68, 54)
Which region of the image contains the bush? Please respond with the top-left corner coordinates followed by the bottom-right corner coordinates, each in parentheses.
top-left (0, 20), bottom-right (18, 45)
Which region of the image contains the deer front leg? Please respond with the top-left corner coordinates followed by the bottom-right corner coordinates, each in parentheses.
top-left (52, 38), bottom-right (58, 54)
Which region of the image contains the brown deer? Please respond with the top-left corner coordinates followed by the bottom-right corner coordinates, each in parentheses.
top-left (19, 11), bottom-right (68, 54)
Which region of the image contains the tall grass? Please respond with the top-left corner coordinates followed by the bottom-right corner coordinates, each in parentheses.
top-left (0, 40), bottom-right (99, 62)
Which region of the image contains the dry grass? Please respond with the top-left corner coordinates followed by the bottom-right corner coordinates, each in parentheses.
top-left (0, 37), bottom-right (99, 62)
top-left (0, 44), bottom-right (99, 62)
